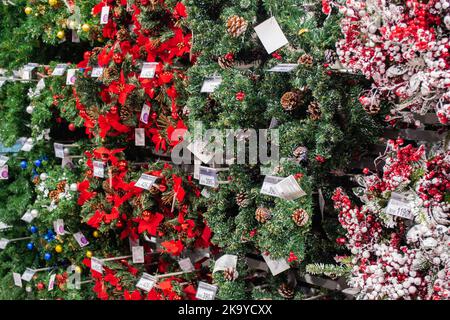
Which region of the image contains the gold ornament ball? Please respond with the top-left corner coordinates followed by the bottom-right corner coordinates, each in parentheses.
top-left (55, 245), bottom-right (63, 253)
top-left (81, 23), bottom-right (90, 32)
top-left (93, 231), bottom-right (100, 238)
top-left (56, 30), bottom-right (65, 39)
top-left (24, 7), bottom-right (33, 15)
top-left (86, 250), bottom-right (93, 258)
top-left (48, 0), bottom-right (58, 7)
top-left (75, 266), bottom-right (82, 273)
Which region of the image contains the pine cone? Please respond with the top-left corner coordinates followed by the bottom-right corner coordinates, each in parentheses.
top-left (298, 54), bottom-right (314, 67)
top-left (85, 106), bottom-right (100, 120)
top-left (281, 91), bottom-right (299, 111)
top-left (102, 65), bottom-right (119, 82)
top-left (32, 176), bottom-right (40, 185)
top-left (307, 101), bottom-right (322, 120)
top-left (364, 104), bottom-right (380, 115)
top-left (49, 190), bottom-right (60, 202)
top-left (116, 28), bottom-right (129, 42)
top-left (278, 283), bottom-right (295, 299)
top-left (223, 267), bottom-right (239, 281)
top-left (255, 207), bottom-right (272, 224)
top-left (205, 95), bottom-right (218, 113)
top-left (293, 146), bottom-right (308, 163)
top-left (102, 180), bottom-right (114, 194)
top-left (292, 209), bottom-right (309, 227)
top-left (236, 192), bottom-right (250, 208)
top-left (162, 190), bottom-right (175, 207)
top-left (56, 181), bottom-right (67, 192)
top-left (227, 15), bottom-right (248, 37)
top-left (218, 56), bottom-right (234, 69)
top-left (119, 105), bottom-right (133, 122)
top-left (324, 49), bottom-right (338, 65)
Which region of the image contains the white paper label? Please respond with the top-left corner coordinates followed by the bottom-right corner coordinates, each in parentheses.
top-left (386, 192), bottom-right (413, 220)
top-left (100, 6), bottom-right (110, 25)
top-left (0, 221), bottom-right (10, 231)
top-left (213, 254), bottom-right (237, 273)
top-left (260, 175), bottom-right (284, 197)
top-left (140, 104), bottom-right (151, 124)
top-left (129, 237), bottom-right (140, 251)
top-left (66, 69), bottom-right (77, 85)
top-left (199, 166), bottom-right (219, 188)
top-left (0, 238), bottom-right (9, 250)
top-left (132, 246), bottom-right (145, 264)
top-left (262, 254), bottom-right (290, 276)
top-left (90, 257), bottom-right (103, 274)
top-left (53, 219), bottom-right (65, 235)
top-left (200, 76), bottom-right (222, 93)
top-left (0, 155), bottom-right (9, 167)
top-left (0, 165), bottom-right (8, 180)
top-left (52, 64), bottom-right (67, 76)
top-left (268, 64), bottom-right (298, 72)
top-left (37, 78), bottom-right (46, 91)
top-left (13, 272), bottom-right (22, 287)
top-left (21, 211), bottom-right (35, 223)
top-left (93, 161), bottom-right (105, 178)
top-left (178, 258), bottom-right (195, 272)
top-left (135, 128), bottom-right (145, 146)
top-left (91, 67), bottom-right (104, 78)
top-left (195, 282), bottom-right (217, 300)
top-left (254, 17), bottom-right (289, 54)
top-left (275, 175), bottom-right (306, 200)
top-left (48, 274), bottom-right (56, 291)
top-left (73, 232), bottom-right (89, 247)
top-left (21, 141), bottom-right (33, 152)
top-left (140, 62), bottom-right (158, 79)
top-left (21, 268), bottom-right (36, 282)
top-left (135, 174), bottom-right (158, 190)
top-left (136, 273), bottom-right (156, 292)
top-left (54, 143), bottom-right (65, 159)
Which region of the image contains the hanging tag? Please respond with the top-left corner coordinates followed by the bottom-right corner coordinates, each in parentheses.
top-left (73, 232), bottom-right (89, 247)
top-left (54, 143), bottom-right (65, 158)
top-left (13, 272), bottom-right (23, 287)
top-left (71, 30), bottom-right (80, 43)
top-left (0, 221), bottom-right (11, 231)
top-left (140, 62), bottom-right (158, 79)
top-left (200, 76), bottom-right (222, 93)
top-left (129, 237), bottom-right (140, 251)
top-left (132, 246), bottom-right (145, 264)
top-left (21, 140), bottom-right (33, 152)
top-left (48, 273), bottom-right (56, 291)
top-left (90, 257), bottom-right (103, 274)
top-left (0, 155), bottom-right (10, 167)
top-left (136, 273), bottom-right (157, 292)
top-left (21, 268), bottom-right (36, 282)
top-left (93, 161), bottom-right (105, 178)
top-left (268, 64), bottom-right (298, 72)
top-left (140, 104), bottom-right (151, 124)
top-left (100, 6), bottom-right (110, 25)
top-left (254, 17), bottom-right (289, 54)
top-left (52, 64), bottom-right (67, 76)
top-left (135, 173), bottom-right (158, 190)
top-left (187, 141), bottom-right (215, 164)
top-left (0, 165), bottom-right (8, 180)
top-left (21, 211), bottom-right (35, 223)
top-left (195, 282), bottom-right (218, 300)
top-left (386, 192), bottom-right (414, 220)
top-left (53, 219), bottom-right (65, 235)
top-left (135, 128), bottom-right (146, 146)
top-left (91, 67), bottom-right (104, 78)
top-left (199, 166), bottom-right (219, 188)
top-left (36, 78), bottom-right (46, 91)
top-left (0, 238), bottom-right (9, 250)
top-left (22, 64), bottom-right (37, 80)
top-left (178, 257), bottom-right (195, 272)
top-left (260, 175), bottom-right (284, 197)
top-left (213, 254), bottom-right (238, 273)
top-left (275, 175), bottom-right (306, 200)
top-left (262, 254), bottom-right (290, 276)
top-left (66, 69), bottom-right (77, 85)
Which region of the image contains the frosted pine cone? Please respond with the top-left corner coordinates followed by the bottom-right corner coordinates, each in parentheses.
top-left (298, 54), bottom-right (314, 67)
top-left (236, 192), bottom-right (250, 208)
top-left (227, 15), bottom-right (248, 37)
top-left (255, 207), bottom-right (272, 223)
top-left (218, 55), bottom-right (234, 69)
top-left (307, 101), bottom-right (322, 120)
top-left (278, 283), bottom-right (295, 299)
top-left (223, 267), bottom-right (239, 281)
top-left (292, 209), bottom-right (309, 227)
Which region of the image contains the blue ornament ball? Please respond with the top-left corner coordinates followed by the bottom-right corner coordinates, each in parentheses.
top-left (30, 226), bottom-right (38, 233)
top-left (44, 253), bottom-right (52, 261)
top-left (34, 159), bottom-right (42, 167)
top-left (20, 160), bottom-right (28, 169)
top-left (26, 242), bottom-right (34, 250)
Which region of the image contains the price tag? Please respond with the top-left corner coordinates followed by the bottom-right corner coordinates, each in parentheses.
top-left (132, 246), bottom-right (145, 264)
top-left (386, 192), bottom-right (414, 220)
top-left (21, 268), bottom-right (36, 282)
top-left (260, 175), bottom-right (284, 197)
top-left (21, 140), bottom-right (33, 152)
top-left (262, 254), bottom-right (290, 276)
top-left (140, 62), bottom-right (158, 79)
top-left (268, 64), bottom-right (299, 72)
top-left (135, 128), bottom-right (145, 146)
top-left (213, 254), bottom-right (237, 273)
top-left (178, 258), bottom-right (195, 272)
top-left (48, 274), bottom-right (56, 291)
top-left (140, 104), bottom-right (151, 124)
top-left (0, 155), bottom-right (9, 167)
top-left (0, 165), bottom-right (8, 180)
top-left (91, 67), bottom-right (104, 78)
top-left (73, 232), bottom-right (89, 247)
top-left (52, 64), bottom-right (67, 76)
top-left (90, 257), bottom-right (103, 274)
top-left (275, 175), bottom-right (306, 200)
top-left (195, 282), bottom-right (218, 300)
top-left (254, 17), bottom-right (289, 54)
top-left (71, 30), bottom-right (80, 43)
top-left (136, 273), bottom-right (156, 292)
top-left (66, 69), bottom-right (77, 85)
top-left (129, 237), bottom-right (140, 251)
top-left (93, 161), bottom-right (105, 178)
top-left (36, 78), bottom-right (46, 91)
top-left (199, 166), bottom-right (219, 188)
top-left (21, 211), bottom-right (35, 223)
top-left (0, 221), bottom-right (11, 231)
top-left (0, 238), bottom-right (9, 250)
top-left (54, 143), bottom-right (65, 158)
top-left (100, 6), bottom-right (110, 25)
top-left (22, 64), bottom-right (37, 80)
top-left (200, 76), bottom-right (222, 93)
top-left (135, 174), bottom-right (158, 190)
top-left (187, 141), bottom-right (215, 164)
top-left (53, 219), bottom-right (65, 235)
top-left (13, 272), bottom-right (23, 287)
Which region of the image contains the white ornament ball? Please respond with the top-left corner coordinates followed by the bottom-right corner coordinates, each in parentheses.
top-left (39, 173), bottom-right (48, 181)
top-left (70, 183), bottom-right (78, 192)
top-left (63, 148), bottom-right (70, 156)
top-left (26, 105), bottom-right (34, 114)
top-left (30, 209), bottom-right (38, 217)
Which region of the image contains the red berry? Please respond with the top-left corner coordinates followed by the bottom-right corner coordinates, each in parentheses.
top-left (68, 123), bottom-right (76, 132)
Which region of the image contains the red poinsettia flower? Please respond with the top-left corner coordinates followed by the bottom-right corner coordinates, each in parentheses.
top-left (172, 174), bottom-right (186, 202)
top-left (160, 239), bottom-right (184, 256)
top-left (135, 212), bottom-right (164, 235)
top-left (173, 2), bottom-right (187, 19)
top-left (124, 290), bottom-right (142, 300)
top-left (87, 210), bottom-right (104, 228)
top-left (108, 71), bottom-right (136, 105)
